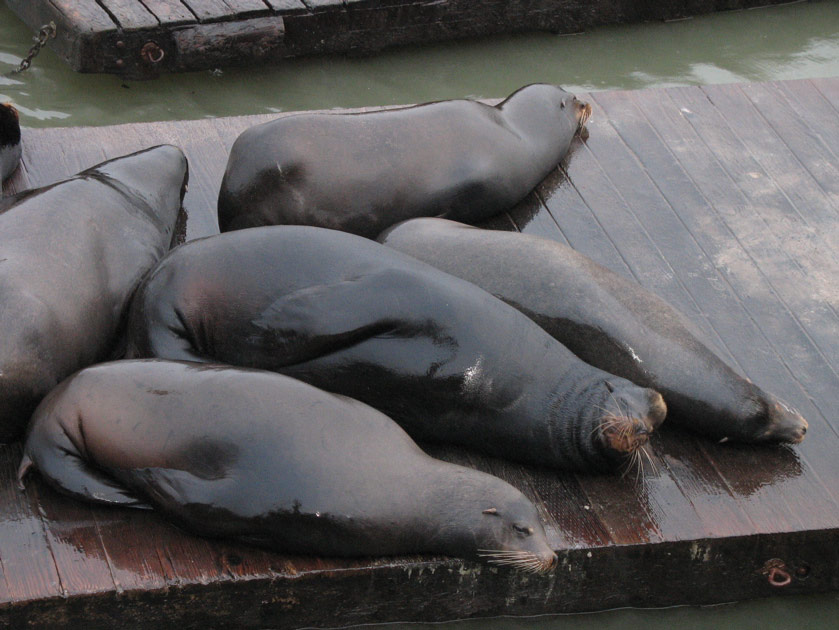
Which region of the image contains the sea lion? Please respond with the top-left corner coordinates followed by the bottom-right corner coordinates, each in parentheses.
top-left (125, 226), bottom-right (666, 473)
top-left (0, 145), bottom-right (188, 442)
top-left (217, 84), bottom-right (592, 238)
top-left (1, 103), bottom-right (21, 183)
top-left (378, 218), bottom-right (808, 444)
top-left (18, 359), bottom-right (558, 572)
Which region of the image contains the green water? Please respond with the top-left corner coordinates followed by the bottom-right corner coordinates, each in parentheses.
top-left (1, 1), bottom-right (839, 126)
top-left (2, 1), bottom-right (839, 628)
top-left (379, 592), bottom-right (839, 630)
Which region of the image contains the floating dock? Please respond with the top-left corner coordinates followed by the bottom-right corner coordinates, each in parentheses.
top-left (4, 0), bottom-right (808, 77)
top-left (2, 77), bottom-right (839, 629)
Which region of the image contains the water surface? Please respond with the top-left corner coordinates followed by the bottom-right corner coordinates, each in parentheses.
top-left (1, 1), bottom-right (838, 127)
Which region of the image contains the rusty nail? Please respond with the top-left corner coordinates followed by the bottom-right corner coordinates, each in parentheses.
top-left (140, 42), bottom-right (165, 64)
top-left (115, 59), bottom-right (124, 68)
top-left (767, 566), bottom-right (792, 587)
top-left (116, 40), bottom-right (125, 49)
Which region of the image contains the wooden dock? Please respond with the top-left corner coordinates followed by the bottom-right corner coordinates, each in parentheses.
top-left (5, 0), bottom-right (805, 78)
top-left (2, 77), bottom-right (839, 629)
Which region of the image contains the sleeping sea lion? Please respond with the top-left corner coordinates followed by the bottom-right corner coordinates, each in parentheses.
top-left (0, 145), bottom-right (188, 441)
top-left (378, 218), bottom-right (807, 444)
top-left (217, 84), bottom-right (591, 238)
top-left (18, 359), bottom-right (558, 572)
top-left (125, 226), bottom-right (666, 473)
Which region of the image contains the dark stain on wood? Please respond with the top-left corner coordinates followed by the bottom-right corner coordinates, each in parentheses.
top-left (1, 78), bottom-right (838, 628)
top-left (5, 0), bottom-right (810, 77)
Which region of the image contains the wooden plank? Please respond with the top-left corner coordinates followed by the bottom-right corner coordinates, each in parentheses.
top-left (50, 0), bottom-right (118, 32)
top-left (29, 480), bottom-right (118, 597)
top-left (0, 445), bottom-right (63, 604)
top-left (586, 88), bottom-right (839, 524)
top-left (303, 0), bottom-right (346, 10)
top-left (221, 0), bottom-right (274, 15)
top-left (741, 81), bottom-right (839, 205)
top-left (774, 79), bottom-right (839, 189)
top-left (653, 85), bottom-right (839, 428)
top-left (263, 0), bottom-right (310, 12)
top-left (172, 15), bottom-right (286, 70)
top-left (98, 0), bottom-right (160, 29)
top-left (139, 0), bottom-right (198, 24)
top-left (180, 0), bottom-right (238, 20)
top-left (688, 84), bottom-right (839, 275)
top-left (554, 98), bottom-right (813, 533)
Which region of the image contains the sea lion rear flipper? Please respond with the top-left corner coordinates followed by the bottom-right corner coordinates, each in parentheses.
top-left (18, 447), bottom-right (150, 509)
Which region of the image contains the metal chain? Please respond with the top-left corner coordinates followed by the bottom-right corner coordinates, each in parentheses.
top-left (10, 22), bottom-right (57, 75)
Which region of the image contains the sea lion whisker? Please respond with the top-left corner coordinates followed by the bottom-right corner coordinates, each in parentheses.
top-left (482, 554), bottom-right (552, 573)
top-left (619, 449), bottom-right (641, 480)
top-left (591, 417), bottom-right (622, 437)
top-left (477, 550), bottom-right (533, 559)
top-left (640, 444), bottom-right (658, 475)
top-left (634, 450), bottom-right (644, 484)
top-left (606, 389), bottom-right (628, 423)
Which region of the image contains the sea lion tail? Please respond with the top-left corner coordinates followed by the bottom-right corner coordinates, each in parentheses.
top-left (16, 452), bottom-right (33, 490)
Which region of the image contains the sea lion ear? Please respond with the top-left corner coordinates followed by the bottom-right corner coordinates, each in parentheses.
top-left (560, 100), bottom-right (566, 109)
top-left (482, 508), bottom-right (498, 515)
top-left (604, 380), bottom-right (615, 393)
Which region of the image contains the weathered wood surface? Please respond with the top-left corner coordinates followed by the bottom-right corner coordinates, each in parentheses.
top-left (4, 0), bottom-right (811, 77)
top-left (1, 78), bottom-right (839, 629)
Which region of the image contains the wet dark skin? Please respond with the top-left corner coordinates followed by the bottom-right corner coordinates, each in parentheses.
top-left (218, 84), bottom-right (591, 238)
top-left (18, 360), bottom-right (558, 572)
top-left (0, 103), bottom-right (22, 183)
top-left (379, 218), bottom-right (808, 444)
top-left (126, 226), bottom-right (665, 473)
top-left (0, 146), bottom-right (188, 442)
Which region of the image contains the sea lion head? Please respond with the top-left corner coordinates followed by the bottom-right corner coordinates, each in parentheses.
top-left (558, 375), bottom-right (667, 472)
top-left (501, 84), bottom-right (592, 144)
top-left (434, 470), bottom-right (557, 574)
top-left (1, 103), bottom-right (21, 147)
top-left (596, 379), bottom-right (667, 470)
top-left (738, 390), bottom-right (808, 445)
top-left (474, 495), bottom-right (557, 574)
top-left (568, 96), bottom-right (592, 139)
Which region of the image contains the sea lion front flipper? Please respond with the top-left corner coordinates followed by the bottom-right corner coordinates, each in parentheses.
top-left (17, 449), bottom-right (150, 509)
top-left (253, 269), bottom-right (422, 364)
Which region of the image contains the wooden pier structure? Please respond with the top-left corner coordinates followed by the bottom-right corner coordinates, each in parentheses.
top-left (2, 77), bottom-right (839, 628)
top-left (5, 0), bottom-right (808, 78)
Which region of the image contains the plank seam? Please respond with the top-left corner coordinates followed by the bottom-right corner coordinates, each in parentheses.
top-left (809, 79), bottom-right (839, 117)
top-left (692, 86), bottom-right (839, 287)
top-left (647, 88), bottom-right (839, 430)
top-left (28, 485), bottom-right (72, 598)
top-left (781, 79), bottom-right (839, 166)
top-left (728, 82), bottom-right (839, 215)
top-left (662, 87), bottom-right (839, 329)
top-left (588, 90), bottom-right (824, 528)
top-left (676, 87), bottom-right (839, 394)
top-left (598, 88), bottom-right (839, 428)
top-left (619, 88), bottom-right (839, 513)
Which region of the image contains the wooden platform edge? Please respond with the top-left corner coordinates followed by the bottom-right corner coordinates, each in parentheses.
top-left (4, 0), bottom-right (809, 78)
top-left (1, 528), bottom-right (835, 630)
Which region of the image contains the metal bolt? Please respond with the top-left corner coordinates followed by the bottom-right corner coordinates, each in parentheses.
top-left (768, 566), bottom-right (791, 587)
top-left (140, 42), bottom-right (165, 64)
